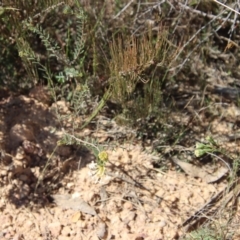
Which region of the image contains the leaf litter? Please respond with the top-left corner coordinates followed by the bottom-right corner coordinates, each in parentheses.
top-left (52, 194), bottom-right (97, 216)
top-left (172, 157), bottom-right (228, 183)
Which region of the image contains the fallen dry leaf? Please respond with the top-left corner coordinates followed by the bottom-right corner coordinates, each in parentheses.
top-left (96, 221), bottom-right (107, 239)
top-left (71, 211), bottom-right (82, 223)
top-left (52, 194), bottom-right (97, 216)
top-left (172, 157), bottom-right (228, 183)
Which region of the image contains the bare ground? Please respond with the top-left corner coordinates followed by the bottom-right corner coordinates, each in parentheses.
top-left (1, 72), bottom-right (240, 240)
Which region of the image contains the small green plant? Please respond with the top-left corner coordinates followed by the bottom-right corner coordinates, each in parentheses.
top-left (185, 227), bottom-right (223, 240)
top-left (194, 136), bottom-right (220, 157)
top-left (96, 151), bottom-right (109, 177)
top-left (58, 132), bottom-right (109, 178)
top-left (194, 135), bottom-right (234, 172)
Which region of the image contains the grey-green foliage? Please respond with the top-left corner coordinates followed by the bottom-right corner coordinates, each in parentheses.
top-left (1, 0), bottom-right (94, 138)
top-left (184, 227), bottom-right (224, 240)
top-left (2, 1), bottom-right (67, 23)
top-left (58, 132), bottom-right (104, 160)
top-left (71, 6), bottom-right (86, 65)
top-left (26, 22), bottom-right (65, 63)
top-left (194, 136), bottom-right (221, 157)
top-left (2, 0), bottom-right (86, 86)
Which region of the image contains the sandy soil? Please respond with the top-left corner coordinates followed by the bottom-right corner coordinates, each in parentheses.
top-left (0, 86), bottom-right (240, 240)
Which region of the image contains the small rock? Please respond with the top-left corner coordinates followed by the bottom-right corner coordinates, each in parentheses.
top-left (61, 226), bottom-right (72, 236)
top-left (96, 222), bottom-right (107, 239)
top-left (159, 220), bottom-right (167, 228)
top-left (19, 174), bottom-right (29, 183)
top-left (0, 152), bottom-right (12, 165)
top-left (1, 215), bottom-right (13, 228)
top-left (123, 202), bottom-right (133, 210)
top-left (29, 86), bottom-right (52, 105)
top-left (57, 145), bottom-right (72, 157)
top-left (0, 170), bottom-right (8, 176)
top-left (12, 234), bottom-right (23, 240)
top-left (58, 236), bottom-right (72, 240)
top-left (120, 210), bottom-right (136, 224)
top-left (48, 222), bottom-right (62, 238)
top-left (143, 203), bottom-right (153, 213)
top-left (66, 182), bottom-right (74, 188)
top-left (10, 123), bottom-right (35, 149)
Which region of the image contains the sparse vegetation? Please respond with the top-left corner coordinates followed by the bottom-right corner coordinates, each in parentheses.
top-left (1, 0), bottom-right (240, 239)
